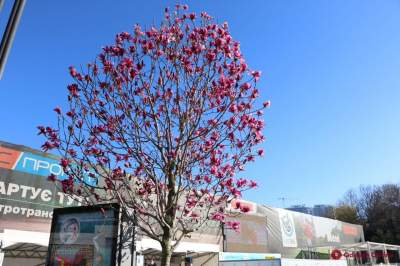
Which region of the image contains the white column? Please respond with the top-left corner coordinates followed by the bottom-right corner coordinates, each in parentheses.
top-left (0, 252), bottom-right (4, 266)
top-left (383, 244), bottom-right (389, 264)
top-left (367, 242), bottom-right (373, 265)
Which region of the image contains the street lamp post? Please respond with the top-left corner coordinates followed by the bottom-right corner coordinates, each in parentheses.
top-left (0, 0), bottom-right (26, 79)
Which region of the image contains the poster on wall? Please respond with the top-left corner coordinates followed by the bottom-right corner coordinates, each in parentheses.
top-left (277, 209), bottom-right (298, 248)
top-left (46, 204), bottom-right (120, 266)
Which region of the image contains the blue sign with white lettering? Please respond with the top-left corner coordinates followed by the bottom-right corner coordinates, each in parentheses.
top-left (14, 152), bottom-right (97, 186)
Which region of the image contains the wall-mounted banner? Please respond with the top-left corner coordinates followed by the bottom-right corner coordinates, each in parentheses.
top-left (0, 141), bottom-right (89, 232)
top-left (224, 204), bottom-right (364, 257)
top-left (46, 204), bottom-right (120, 266)
top-left (226, 205), bottom-right (365, 257)
top-left (277, 209), bottom-right (298, 248)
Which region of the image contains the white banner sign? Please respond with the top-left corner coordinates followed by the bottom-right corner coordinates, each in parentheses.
top-left (278, 209), bottom-right (298, 248)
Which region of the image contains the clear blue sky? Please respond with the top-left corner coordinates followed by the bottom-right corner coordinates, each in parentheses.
top-left (1, 0), bottom-right (400, 208)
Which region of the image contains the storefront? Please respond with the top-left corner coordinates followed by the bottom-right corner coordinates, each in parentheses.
top-left (1, 140), bottom-right (399, 266)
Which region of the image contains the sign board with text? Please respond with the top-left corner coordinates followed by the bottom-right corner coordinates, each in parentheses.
top-left (0, 141), bottom-right (84, 232)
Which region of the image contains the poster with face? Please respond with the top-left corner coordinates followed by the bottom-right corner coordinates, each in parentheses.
top-left (46, 205), bottom-right (119, 266)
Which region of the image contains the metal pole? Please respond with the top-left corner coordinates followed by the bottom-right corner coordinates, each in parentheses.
top-left (0, 0), bottom-right (26, 79)
top-left (131, 210), bottom-right (137, 266)
top-left (0, 0), bottom-right (5, 12)
top-left (0, 239), bottom-right (4, 266)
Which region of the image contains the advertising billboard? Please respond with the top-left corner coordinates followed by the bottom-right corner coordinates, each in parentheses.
top-left (0, 141), bottom-right (86, 232)
top-left (225, 201), bottom-right (365, 258)
top-left (46, 204), bottom-right (120, 266)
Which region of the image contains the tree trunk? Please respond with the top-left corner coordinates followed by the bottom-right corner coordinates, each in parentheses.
top-left (160, 169), bottom-right (176, 266)
top-left (160, 236), bottom-right (172, 266)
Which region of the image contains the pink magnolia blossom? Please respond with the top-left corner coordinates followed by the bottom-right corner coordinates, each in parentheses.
top-left (48, 174), bottom-right (57, 182)
top-left (249, 180), bottom-right (258, 188)
top-left (240, 205), bottom-right (251, 213)
top-left (69, 66), bottom-right (78, 77)
top-left (211, 212), bottom-right (225, 221)
top-left (53, 106), bottom-right (61, 115)
top-left (263, 100), bottom-right (271, 108)
top-left (60, 158), bottom-right (69, 168)
top-left (227, 221), bottom-right (240, 232)
top-left (251, 70), bottom-right (261, 81)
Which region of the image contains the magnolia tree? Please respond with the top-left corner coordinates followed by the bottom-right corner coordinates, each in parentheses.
top-left (39, 5), bottom-right (268, 266)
